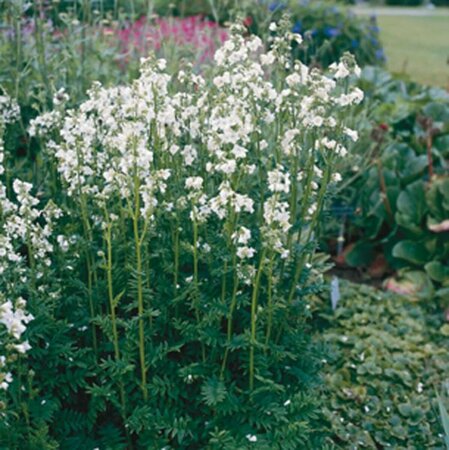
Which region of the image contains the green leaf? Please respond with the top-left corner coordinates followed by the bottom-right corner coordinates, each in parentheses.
top-left (345, 241), bottom-right (375, 267)
top-left (201, 378), bottom-right (227, 407)
top-left (437, 392), bottom-right (449, 450)
top-left (392, 241), bottom-right (429, 265)
top-left (395, 180), bottom-right (427, 233)
top-left (425, 261), bottom-right (449, 283)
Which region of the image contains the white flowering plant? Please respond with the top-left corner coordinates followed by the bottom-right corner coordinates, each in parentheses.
top-left (1, 19), bottom-right (363, 449)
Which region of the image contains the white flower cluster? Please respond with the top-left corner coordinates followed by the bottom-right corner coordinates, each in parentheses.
top-left (0, 94), bottom-right (20, 124)
top-left (0, 94), bottom-right (20, 176)
top-left (0, 295), bottom-right (33, 390)
top-left (0, 180), bottom-right (60, 275)
top-left (28, 110), bottom-right (62, 137)
top-left (28, 88), bottom-right (70, 138)
top-left (0, 100), bottom-right (60, 390)
top-left (36, 25), bottom-right (362, 287)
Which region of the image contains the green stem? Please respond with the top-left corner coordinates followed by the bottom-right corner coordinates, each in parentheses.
top-left (85, 254), bottom-right (98, 354)
top-left (220, 251), bottom-right (238, 379)
top-left (79, 197), bottom-right (98, 354)
top-left (193, 219), bottom-right (206, 363)
top-left (104, 221), bottom-right (127, 421)
top-left (264, 254), bottom-right (275, 347)
top-left (133, 193), bottom-right (148, 400)
top-left (288, 162), bottom-right (332, 305)
top-left (275, 160), bottom-right (333, 345)
top-left (105, 224), bottom-right (120, 360)
top-left (249, 249), bottom-right (267, 390)
top-left (34, 0), bottom-right (51, 104)
top-left (173, 222), bottom-right (180, 316)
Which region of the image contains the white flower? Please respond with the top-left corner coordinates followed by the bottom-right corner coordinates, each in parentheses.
top-left (236, 246), bottom-right (256, 259)
top-left (185, 177), bottom-right (204, 191)
top-left (260, 51), bottom-right (276, 66)
top-left (57, 235), bottom-right (70, 252)
top-left (14, 340), bottom-right (32, 353)
top-left (246, 434), bottom-right (257, 443)
top-left (344, 127), bottom-right (359, 142)
top-left (232, 227), bottom-right (251, 245)
top-left (329, 61), bottom-right (350, 79)
top-left (332, 173), bottom-right (342, 183)
top-left (268, 167), bottom-right (291, 193)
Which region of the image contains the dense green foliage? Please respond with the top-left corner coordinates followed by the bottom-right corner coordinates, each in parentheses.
top-left (327, 67), bottom-right (449, 300)
top-left (321, 282), bottom-right (449, 449)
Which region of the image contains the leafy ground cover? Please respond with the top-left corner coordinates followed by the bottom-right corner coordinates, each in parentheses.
top-left (320, 281), bottom-right (449, 449)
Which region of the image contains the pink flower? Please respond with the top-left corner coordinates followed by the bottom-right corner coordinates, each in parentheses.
top-left (112, 15), bottom-right (228, 68)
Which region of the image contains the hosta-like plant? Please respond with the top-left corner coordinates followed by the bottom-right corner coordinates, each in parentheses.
top-left (1, 22), bottom-right (362, 448)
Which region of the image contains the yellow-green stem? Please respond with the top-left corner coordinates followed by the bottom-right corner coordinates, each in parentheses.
top-left (249, 249), bottom-right (267, 390)
top-left (264, 254), bottom-right (275, 347)
top-left (133, 212), bottom-right (148, 400)
top-left (193, 220), bottom-right (206, 363)
top-left (105, 224), bottom-right (127, 420)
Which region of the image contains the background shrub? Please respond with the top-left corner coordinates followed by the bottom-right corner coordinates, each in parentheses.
top-left (323, 67), bottom-right (449, 300)
top-left (385, 0), bottom-right (423, 5)
top-left (250, 1), bottom-right (385, 68)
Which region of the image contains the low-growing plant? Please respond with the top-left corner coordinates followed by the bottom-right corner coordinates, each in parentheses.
top-left (0, 21), bottom-right (363, 448)
top-left (320, 281), bottom-right (449, 449)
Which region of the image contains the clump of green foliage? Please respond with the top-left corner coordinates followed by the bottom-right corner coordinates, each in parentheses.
top-left (321, 281), bottom-right (449, 449)
top-left (326, 67), bottom-right (449, 300)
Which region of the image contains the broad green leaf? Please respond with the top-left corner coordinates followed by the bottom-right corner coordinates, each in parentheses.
top-left (425, 261), bottom-right (449, 283)
top-left (345, 241), bottom-right (375, 267)
top-left (392, 241), bottom-right (429, 265)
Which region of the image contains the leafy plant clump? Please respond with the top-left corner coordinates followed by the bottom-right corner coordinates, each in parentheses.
top-left (0, 21), bottom-right (363, 449)
top-left (225, 1), bottom-right (384, 69)
top-left (330, 67), bottom-right (449, 299)
top-left (321, 281), bottom-right (449, 449)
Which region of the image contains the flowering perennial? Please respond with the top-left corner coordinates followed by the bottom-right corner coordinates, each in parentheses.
top-left (2, 22), bottom-right (363, 447)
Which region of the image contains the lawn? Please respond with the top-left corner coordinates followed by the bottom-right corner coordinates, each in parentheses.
top-left (377, 14), bottom-right (449, 87)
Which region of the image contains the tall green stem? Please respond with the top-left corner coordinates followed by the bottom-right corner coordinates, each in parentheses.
top-left (173, 221), bottom-right (180, 307)
top-left (264, 253), bottom-right (275, 346)
top-left (193, 219), bottom-right (206, 362)
top-left (287, 162), bottom-right (332, 306)
top-left (34, 0), bottom-right (51, 104)
top-left (104, 221), bottom-right (127, 420)
top-left (220, 251), bottom-right (238, 378)
top-left (132, 187), bottom-right (148, 400)
top-left (105, 224), bottom-right (120, 360)
top-left (249, 249), bottom-right (267, 390)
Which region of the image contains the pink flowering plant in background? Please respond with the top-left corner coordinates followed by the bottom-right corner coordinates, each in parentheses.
top-left (110, 15), bottom-right (228, 68)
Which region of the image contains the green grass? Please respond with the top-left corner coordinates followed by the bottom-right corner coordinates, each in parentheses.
top-left (377, 14), bottom-right (449, 88)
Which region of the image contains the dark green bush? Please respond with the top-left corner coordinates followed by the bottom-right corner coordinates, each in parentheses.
top-left (385, 0), bottom-right (423, 5)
